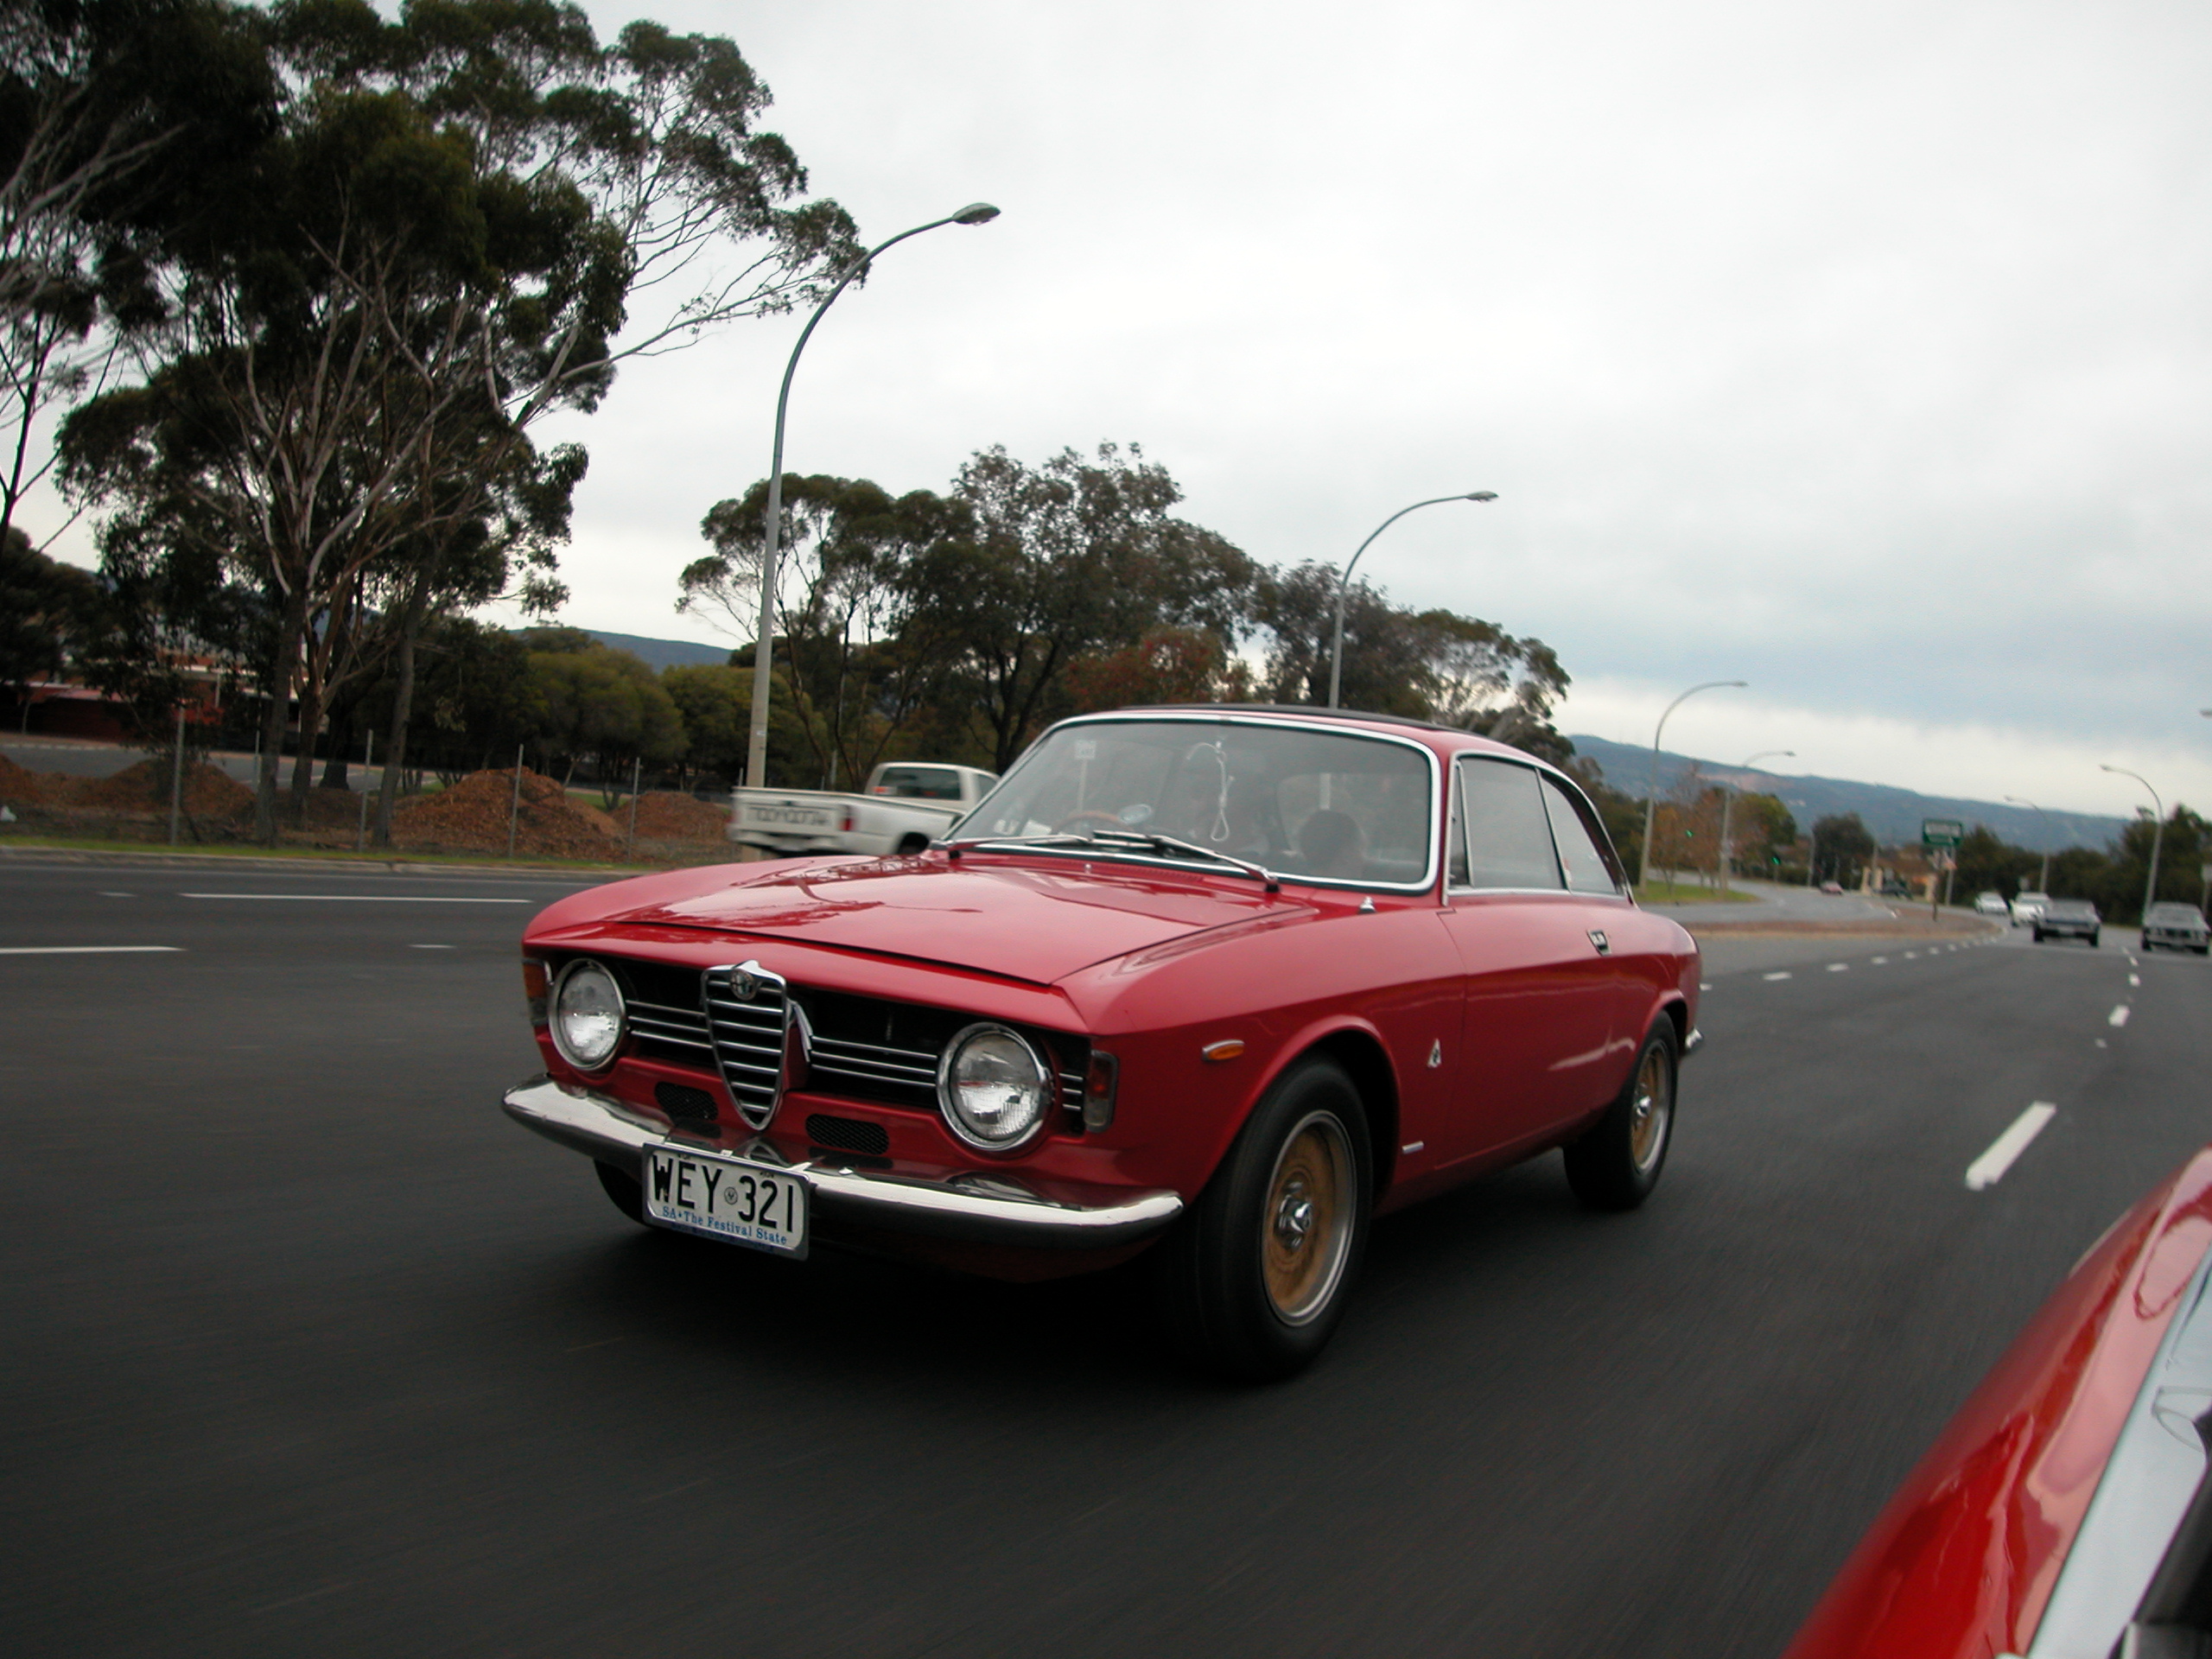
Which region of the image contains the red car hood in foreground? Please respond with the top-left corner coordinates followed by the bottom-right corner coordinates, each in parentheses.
top-left (1784, 1145), bottom-right (2212, 1659)
top-left (527, 855), bottom-right (1305, 985)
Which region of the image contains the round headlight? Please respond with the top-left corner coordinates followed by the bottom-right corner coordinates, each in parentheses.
top-left (550, 958), bottom-right (626, 1071)
top-left (938, 1024), bottom-right (1050, 1150)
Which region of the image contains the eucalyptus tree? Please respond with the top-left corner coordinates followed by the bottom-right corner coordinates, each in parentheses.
top-left (60, 0), bottom-right (857, 841)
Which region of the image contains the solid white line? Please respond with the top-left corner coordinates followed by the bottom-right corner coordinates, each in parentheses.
top-left (179, 893), bottom-right (528, 904)
top-left (2110, 1005), bottom-right (2131, 1027)
top-left (1966, 1103), bottom-right (2058, 1191)
top-left (0, 944), bottom-right (182, 956)
top-left (1763, 970), bottom-right (1793, 981)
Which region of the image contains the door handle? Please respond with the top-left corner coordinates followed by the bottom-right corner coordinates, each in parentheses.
top-left (1588, 930), bottom-right (1611, 955)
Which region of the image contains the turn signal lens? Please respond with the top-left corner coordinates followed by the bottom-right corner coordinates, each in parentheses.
top-left (938, 1024), bottom-right (1048, 1150)
top-left (1082, 1051), bottom-right (1118, 1133)
top-left (550, 958), bottom-right (625, 1071)
top-left (521, 957), bottom-right (550, 1027)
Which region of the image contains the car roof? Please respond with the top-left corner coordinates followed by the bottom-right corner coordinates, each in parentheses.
top-left (1116, 703), bottom-right (1554, 764)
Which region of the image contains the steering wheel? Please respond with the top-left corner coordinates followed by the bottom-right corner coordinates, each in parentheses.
top-left (1054, 810), bottom-right (1132, 834)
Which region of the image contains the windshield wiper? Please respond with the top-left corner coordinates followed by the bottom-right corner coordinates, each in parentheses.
top-left (943, 828), bottom-right (1280, 890)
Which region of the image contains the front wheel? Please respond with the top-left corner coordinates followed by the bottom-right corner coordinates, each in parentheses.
top-left (1563, 1023), bottom-right (1677, 1211)
top-left (1154, 1057), bottom-right (1371, 1382)
top-left (2089, 932), bottom-right (2101, 949)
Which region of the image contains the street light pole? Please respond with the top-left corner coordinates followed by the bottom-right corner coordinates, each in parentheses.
top-left (2004, 795), bottom-right (2054, 893)
top-left (1637, 680), bottom-right (1748, 893)
top-left (1326, 492), bottom-right (1497, 709)
top-left (1714, 749), bottom-right (1793, 896)
top-left (2101, 764), bottom-right (2166, 925)
top-left (743, 203), bottom-right (1001, 796)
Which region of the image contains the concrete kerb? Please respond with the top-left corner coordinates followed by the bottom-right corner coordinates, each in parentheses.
top-left (0, 843), bottom-right (639, 880)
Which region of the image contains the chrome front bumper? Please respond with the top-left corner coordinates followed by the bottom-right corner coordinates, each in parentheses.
top-left (502, 1075), bottom-right (1184, 1250)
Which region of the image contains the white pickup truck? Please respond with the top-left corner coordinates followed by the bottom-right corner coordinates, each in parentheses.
top-left (728, 762), bottom-right (1000, 858)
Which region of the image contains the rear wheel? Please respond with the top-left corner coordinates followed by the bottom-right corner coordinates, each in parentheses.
top-left (594, 1160), bottom-right (649, 1226)
top-left (2089, 931), bottom-right (2101, 949)
top-left (1155, 1057), bottom-right (1370, 1382)
top-left (895, 832), bottom-right (930, 855)
top-left (1564, 1023), bottom-right (1677, 1211)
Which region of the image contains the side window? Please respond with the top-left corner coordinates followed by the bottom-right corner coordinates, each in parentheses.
top-left (1446, 765), bottom-right (1469, 886)
top-left (1458, 759), bottom-right (1563, 891)
top-left (1541, 777), bottom-right (1622, 895)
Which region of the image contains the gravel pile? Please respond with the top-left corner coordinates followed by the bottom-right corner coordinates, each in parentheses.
top-left (625, 791), bottom-right (729, 842)
top-left (391, 768), bottom-right (621, 859)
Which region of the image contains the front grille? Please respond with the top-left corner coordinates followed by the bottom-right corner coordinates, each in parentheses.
top-left (702, 962), bottom-right (791, 1130)
top-left (805, 1114), bottom-right (890, 1155)
top-left (655, 1082), bottom-right (718, 1126)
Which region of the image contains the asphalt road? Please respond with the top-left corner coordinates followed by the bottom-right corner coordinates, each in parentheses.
top-left (3, 855), bottom-right (2208, 1657)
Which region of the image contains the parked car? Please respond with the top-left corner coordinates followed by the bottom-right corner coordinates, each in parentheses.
top-left (729, 761), bottom-right (999, 857)
top-left (505, 706), bottom-right (1704, 1378)
top-left (1879, 877), bottom-right (1911, 898)
top-left (1972, 890), bottom-right (2009, 918)
top-left (2141, 901), bottom-right (2211, 955)
top-left (1783, 1142), bottom-right (2212, 1659)
top-left (2034, 897), bottom-right (2101, 947)
top-left (2012, 890), bottom-right (2050, 928)
top-left (1820, 880), bottom-right (1845, 895)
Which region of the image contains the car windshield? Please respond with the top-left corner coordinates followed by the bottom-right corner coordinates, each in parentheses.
top-left (2146, 904), bottom-right (2203, 924)
top-left (2044, 899), bottom-right (2096, 918)
top-left (953, 716), bottom-right (1436, 887)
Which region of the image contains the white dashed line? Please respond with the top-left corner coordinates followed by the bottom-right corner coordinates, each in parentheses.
top-left (180, 893), bottom-right (528, 903)
top-left (0, 944), bottom-right (183, 955)
top-left (1967, 1104), bottom-right (2057, 1190)
top-left (98, 891), bottom-right (134, 898)
top-left (1872, 956), bottom-right (1889, 964)
top-left (410, 944), bottom-right (457, 950)
top-left (1762, 971), bottom-right (1793, 982)
top-left (1700, 982), bottom-right (1712, 990)
top-left (1827, 963), bottom-right (1848, 972)
top-left (1904, 951), bottom-right (1919, 959)
top-left (2129, 974), bottom-right (2141, 987)
top-left (2109, 1005), bottom-right (2131, 1027)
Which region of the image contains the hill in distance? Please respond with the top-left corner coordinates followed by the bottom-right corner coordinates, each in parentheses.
top-left (578, 629), bottom-right (734, 671)
top-left (1565, 733), bottom-right (2122, 855)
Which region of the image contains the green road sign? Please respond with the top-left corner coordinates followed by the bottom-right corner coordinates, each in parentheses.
top-left (1922, 818), bottom-right (1964, 849)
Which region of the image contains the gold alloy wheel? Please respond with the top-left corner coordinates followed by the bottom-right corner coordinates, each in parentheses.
top-left (1262, 1110), bottom-right (1356, 1325)
top-left (1627, 1043), bottom-right (1673, 1174)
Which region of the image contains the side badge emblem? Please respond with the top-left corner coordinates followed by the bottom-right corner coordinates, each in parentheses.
top-left (1427, 1039), bottom-right (1442, 1069)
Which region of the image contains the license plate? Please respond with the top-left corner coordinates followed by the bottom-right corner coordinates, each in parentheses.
top-left (644, 1146), bottom-right (810, 1258)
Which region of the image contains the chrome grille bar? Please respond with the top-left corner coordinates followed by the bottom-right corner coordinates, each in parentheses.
top-left (627, 1000), bottom-right (712, 1054)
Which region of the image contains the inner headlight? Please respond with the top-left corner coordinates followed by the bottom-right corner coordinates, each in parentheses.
top-left (938, 1024), bottom-right (1050, 1150)
top-left (550, 958), bottom-right (626, 1071)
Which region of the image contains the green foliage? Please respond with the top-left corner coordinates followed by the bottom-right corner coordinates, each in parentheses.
top-left (1810, 812), bottom-right (1875, 886)
top-left (524, 638), bottom-right (683, 802)
top-left (0, 528), bottom-right (100, 693)
top-left (660, 661), bottom-right (752, 780)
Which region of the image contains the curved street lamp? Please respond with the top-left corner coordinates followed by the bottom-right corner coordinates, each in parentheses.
top-left (744, 203), bottom-right (1001, 794)
top-left (1326, 492), bottom-right (1497, 709)
top-left (2004, 795), bottom-right (2054, 894)
top-left (1637, 679), bottom-right (1748, 892)
top-left (2101, 764), bottom-right (2166, 926)
top-left (1714, 750), bottom-right (1793, 895)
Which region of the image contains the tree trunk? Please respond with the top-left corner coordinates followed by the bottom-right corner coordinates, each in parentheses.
top-left (373, 596), bottom-right (429, 848)
top-left (253, 585), bottom-right (312, 844)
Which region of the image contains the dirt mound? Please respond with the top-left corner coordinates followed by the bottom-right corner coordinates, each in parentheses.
top-left (391, 767), bottom-right (621, 860)
top-left (625, 791), bottom-right (729, 842)
top-left (0, 754), bottom-right (49, 804)
top-left (72, 759), bottom-right (253, 817)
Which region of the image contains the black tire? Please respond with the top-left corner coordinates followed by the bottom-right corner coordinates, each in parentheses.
top-left (895, 833), bottom-right (930, 855)
top-left (1154, 1057), bottom-right (1371, 1382)
top-left (594, 1160), bottom-right (650, 1226)
top-left (2033, 929), bottom-right (2045, 944)
top-left (2089, 932), bottom-right (2101, 949)
top-left (1564, 1022), bottom-right (1677, 1211)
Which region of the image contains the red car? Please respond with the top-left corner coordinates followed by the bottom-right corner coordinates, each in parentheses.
top-left (1783, 1143), bottom-right (2212, 1658)
top-left (504, 707), bottom-right (1702, 1377)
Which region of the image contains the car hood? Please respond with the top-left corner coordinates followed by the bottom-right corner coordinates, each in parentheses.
top-left (550, 855), bottom-right (1301, 985)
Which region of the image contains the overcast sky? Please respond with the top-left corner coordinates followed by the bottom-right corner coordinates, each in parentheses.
top-left (41, 0), bottom-right (2212, 819)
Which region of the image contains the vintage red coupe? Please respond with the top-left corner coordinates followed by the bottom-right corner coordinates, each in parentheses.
top-left (503, 706), bottom-right (1702, 1377)
top-left (1783, 1141), bottom-right (2212, 1659)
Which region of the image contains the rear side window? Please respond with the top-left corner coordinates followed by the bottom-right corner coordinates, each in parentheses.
top-left (875, 766), bottom-right (962, 800)
top-left (1541, 777), bottom-right (1621, 895)
top-left (1457, 759), bottom-right (1563, 890)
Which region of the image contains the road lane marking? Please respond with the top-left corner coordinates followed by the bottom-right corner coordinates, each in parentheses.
top-left (410, 944), bottom-right (455, 950)
top-left (1904, 950), bottom-right (1919, 958)
top-left (180, 893), bottom-right (528, 904)
top-left (1872, 956), bottom-right (1889, 964)
top-left (1827, 963), bottom-right (1848, 972)
top-left (2129, 974), bottom-right (2141, 987)
top-left (99, 891), bottom-right (134, 898)
top-left (0, 944), bottom-right (182, 955)
top-left (1762, 971), bottom-right (1792, 981)
top-left (1966, 1103), bottom-right (2058, 1191)
top-left (2110, 1005), bottom-right (2131, 1027)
